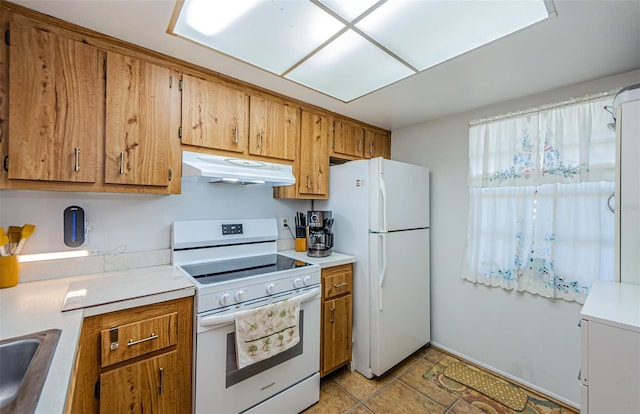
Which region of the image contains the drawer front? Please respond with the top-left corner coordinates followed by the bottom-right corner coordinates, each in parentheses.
top-left (322, 264), bottom-right (353, 300)
top-left (101, 312), bottom-right (178, 367)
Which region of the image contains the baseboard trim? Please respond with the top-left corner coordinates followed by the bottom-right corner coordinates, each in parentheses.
top-left (429, 341), bottom-right (579, 411)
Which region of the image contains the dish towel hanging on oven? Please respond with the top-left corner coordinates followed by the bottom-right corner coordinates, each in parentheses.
top-left (234, 296), bottom-right (301, 369)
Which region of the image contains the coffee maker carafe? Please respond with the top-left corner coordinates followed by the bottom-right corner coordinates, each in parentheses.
top-left (307, 211), bottom-right (333, 257)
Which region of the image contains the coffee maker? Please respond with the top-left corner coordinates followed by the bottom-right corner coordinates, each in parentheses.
top-left (307, 210), bottom-right (333, 257)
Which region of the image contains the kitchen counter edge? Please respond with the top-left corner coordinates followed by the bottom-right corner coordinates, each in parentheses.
top-left (0, 265), bottom-right (195, 414)
top-left (279, 250), bottom-right (356, 268)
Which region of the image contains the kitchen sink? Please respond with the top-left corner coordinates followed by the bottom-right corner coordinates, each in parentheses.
top-left (0, 329), bottom-right (61, 413)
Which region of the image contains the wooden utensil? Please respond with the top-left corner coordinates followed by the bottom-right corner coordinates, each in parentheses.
top-left (7, 226), bottom-right (21, 255)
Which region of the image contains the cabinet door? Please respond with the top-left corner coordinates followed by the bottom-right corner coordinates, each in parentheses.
top-left (249, 96), bottom-right (298, 160)
top-left (298, 110), bottom-right (329, 197)
top-left (181, 75), bottom-right (249, 153)
top-left (105, 52), bottom-right (171, 186)
top-left (100, 351), bottom-right (177, 414)
top-left (365, 130), bottom-right (391, 159)
top-left (321, 295), bottom-right (352, 376)
top-left (8, 16), bottom-right (99, 183)
top-left (332, 119), bottom-right (364, 159)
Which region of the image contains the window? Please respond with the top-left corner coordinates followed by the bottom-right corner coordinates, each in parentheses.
top-left (463, 93), bottom-right (616, 303)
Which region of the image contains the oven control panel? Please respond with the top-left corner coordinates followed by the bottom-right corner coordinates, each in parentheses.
top-left (222, 224), bottom-right (243, 235)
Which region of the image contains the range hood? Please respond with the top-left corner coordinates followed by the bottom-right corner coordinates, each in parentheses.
top-left (181, 151), bottom-right (295, 186)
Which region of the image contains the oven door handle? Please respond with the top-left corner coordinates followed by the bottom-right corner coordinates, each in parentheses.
top-left (199, 287), bottom-right (321, 329)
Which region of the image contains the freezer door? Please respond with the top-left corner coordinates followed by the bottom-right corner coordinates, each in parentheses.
top-left (369, 229), bottom-right (430, 377)
top-left (370, 158), bottom-right (430, 232)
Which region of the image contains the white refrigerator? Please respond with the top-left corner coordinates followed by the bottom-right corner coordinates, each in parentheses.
top-left (317, 157), bottom-right (430, 378)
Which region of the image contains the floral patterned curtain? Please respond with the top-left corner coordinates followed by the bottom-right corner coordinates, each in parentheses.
top-left (463, 95), bottom-right (616, 303)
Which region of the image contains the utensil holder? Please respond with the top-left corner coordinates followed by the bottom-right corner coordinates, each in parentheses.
top-left (0, 255), bottom-right (19, 288)
top-left (295, 238), bottom-right (307, 252)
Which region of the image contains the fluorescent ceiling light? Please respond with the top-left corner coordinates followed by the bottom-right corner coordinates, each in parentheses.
top-left (170, 0), bottom-right (554, 102)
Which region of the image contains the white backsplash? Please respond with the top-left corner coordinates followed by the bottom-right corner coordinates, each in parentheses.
top-left (1, 181), bottom-right (308, 279)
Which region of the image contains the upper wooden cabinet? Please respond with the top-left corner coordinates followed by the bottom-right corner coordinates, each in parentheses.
top-left (8, 15), bottom-right (99, 183)
top-left (104, 52), bottom-right (172, 187)
top-left (332, 118), bottom-right (365, 160)
top-left (274, 110), bottom-right (329, 199)
top-left (181, 75), bottom-right (249, 154)
top-left (249, 96), bottom-right (298, 161)
top-left (364, 129), bottom-right (391, 159)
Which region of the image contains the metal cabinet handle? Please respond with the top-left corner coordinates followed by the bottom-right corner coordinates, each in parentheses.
top-left (119, 152), bottom-right (125, 174)
top-left (607, 192), bottom-right (615, 213)
top-left (233, 125), bottom-right (238, 144)
top-left (74, 148), bottom-right (80, 172)
top-left (334, 282), bottom-right (347, 289)
top-left (357, 139), bottom-right (362, 152)
top-left (127, 333), bottom-right (158, 346)
top-left (306, 174), bottom-right (310, 188)
top-left (159, 367), bottom-right (164, 395)
top-left (369, 141), bottom-right (374, 155)
top-left (258, 130), bottom-right (263, 149)
top-left (330, 307), bottom-right (335, 324)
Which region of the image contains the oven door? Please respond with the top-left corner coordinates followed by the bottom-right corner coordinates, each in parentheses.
top-left (194, 286), bottom-right (320, 414)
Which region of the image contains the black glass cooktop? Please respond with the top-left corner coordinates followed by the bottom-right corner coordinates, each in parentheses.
top-left (181, 254), bottom-right (311, 285)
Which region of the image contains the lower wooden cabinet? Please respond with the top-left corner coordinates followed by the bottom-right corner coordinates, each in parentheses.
top-left (100, 351), bottom-right (178, 414)
top-left (320, 264), bottom-right (353, 377)
top-left (70, 296), bottom-right (192, 414)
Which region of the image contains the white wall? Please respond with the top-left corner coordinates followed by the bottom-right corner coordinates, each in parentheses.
top-left (0, 181), bottom-right (308, 255)
top-left (391, 69), bottom-right (640, 406)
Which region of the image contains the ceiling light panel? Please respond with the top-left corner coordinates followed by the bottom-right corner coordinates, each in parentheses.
top-left (285, 29), bottom-right (413, 102)
top-left (173, 0), bottom-right (344, 74)
top-left (356, 0), bottom-right (551, 71)
top-left (316, 0), bottom-right (381, 21)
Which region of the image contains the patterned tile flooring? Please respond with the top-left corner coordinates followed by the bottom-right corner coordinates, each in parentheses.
top-left (302, 346), bottom-right (578, 414)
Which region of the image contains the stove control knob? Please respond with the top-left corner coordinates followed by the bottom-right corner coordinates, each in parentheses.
top-left (303, 275), bottom-right (312, 286)
top-left (266, 283), bottom-right (276, 295)
top-left (293, 277), bottom-right (303, 288)
top-left (219, 293), bottom-right (230, 306)
top-left (234, 290), bottom-right (245, 302)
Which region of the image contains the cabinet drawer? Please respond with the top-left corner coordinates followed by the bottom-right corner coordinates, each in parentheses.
top-left (322, 264), bottom-right (353, 300)
top-left (101, 312), bottom-right (178, 367)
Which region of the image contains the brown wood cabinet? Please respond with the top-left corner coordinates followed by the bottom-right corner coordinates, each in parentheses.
top-left (274, 110), bottom-right (329, 199)
top-left (364, 129), bottom-right (391, 159)
top-left (105, 52), bottom-right (172, 187)
top-left (332, 118), bottom-right (365, 160)
top-left (320, 263), bottom-right (353, 377)
top-left (249, 96), bottom-right (299, 161)
top-left (71, 297), bottom-right (192, 414)
top-left (181, 75), bottom-right (249, 155)
top-left (8, 14), bottom-right (99, 183)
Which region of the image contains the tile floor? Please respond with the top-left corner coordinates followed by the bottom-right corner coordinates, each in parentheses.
top-left (302, 346), bottom-right (578, 414)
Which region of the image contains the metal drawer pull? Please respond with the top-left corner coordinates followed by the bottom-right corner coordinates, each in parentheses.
top-left (334, 282), bottom-right (348, 289)
top-left (74, 148), bottom-right (80, 172)
top-left (119, 152), bottom-right (125, 174)
top-left (159, 367), bottom-right (164, 395)
top-left (127, 333), bottom-right (158, 346)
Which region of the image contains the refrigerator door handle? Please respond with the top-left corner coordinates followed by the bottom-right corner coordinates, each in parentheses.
top-left (378, 233), bottom-right (387, 311)
top-left (379, 174), bottom-right (388, 232)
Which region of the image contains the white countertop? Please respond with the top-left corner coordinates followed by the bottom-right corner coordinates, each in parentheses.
top-left (0, 265), bottom-right (195, 414)
top-left (581, 280), bottom-right (640, 332)
top-left (279, 250), bottom-right (356, 268)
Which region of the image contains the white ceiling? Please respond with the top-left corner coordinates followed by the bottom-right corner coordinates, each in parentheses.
top-left (11, 0), bottom-right (640, 130)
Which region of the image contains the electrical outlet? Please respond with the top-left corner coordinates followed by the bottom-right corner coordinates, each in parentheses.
top-left (280, 216), bottom-right (289, 230)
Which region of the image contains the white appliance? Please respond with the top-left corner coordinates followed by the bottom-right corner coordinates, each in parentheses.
top-left (317, 157), bottom-right (430, 378)
top-left (172, 219), bottom-right (321, 413)
top-left (613, 84), bottom-right (640, 285)
top-left (181, 150), bottom-right (296, 186)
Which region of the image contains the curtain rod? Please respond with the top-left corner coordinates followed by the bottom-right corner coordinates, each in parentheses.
top-left (469, 88), bottom-right (620, 126)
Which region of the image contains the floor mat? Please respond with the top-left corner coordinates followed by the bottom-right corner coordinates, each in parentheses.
top-left (444, 362), bottom-right (528, 411)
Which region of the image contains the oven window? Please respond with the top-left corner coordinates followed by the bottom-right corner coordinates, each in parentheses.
top-left (225, 310), bottom-right (304, 388)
